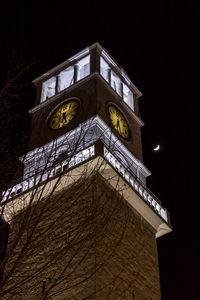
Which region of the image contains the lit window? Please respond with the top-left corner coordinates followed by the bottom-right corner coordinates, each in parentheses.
top-left (100, 56), bottom-right (134, 110)
top-left (40, 55), bottom-right (90, 103)
top-left (100, 57), bottom-right (110, 83)
top-left (101, 57), bottom-right (122, 96)
top-left (41, 77), bottom-right (56, 102)
top-left (111, 70), bottom-right (122, 97)
top-left (76, 55), bottom-right (90, 81)
top-left (123, 83), bottom-right (134, 110)
top-left (58, 66), bottom-right (74, 92)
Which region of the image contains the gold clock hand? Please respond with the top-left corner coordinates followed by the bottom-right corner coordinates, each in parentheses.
top-left (118, 121), bottom-right (122, 134)
top-left (62, 112), bottom-right (67, 122)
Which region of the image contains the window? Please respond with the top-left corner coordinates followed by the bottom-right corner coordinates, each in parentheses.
top-left (58, 66), bottom-right (74, 92)
top-left (123, 83), bottom-right (134, 110)
top-left (41, 77), bottom-right (56, 102)
top-left (101, 57), bottom-right (122, 96)
top-left (76, 55), bottom-right (90, 81)
top-left (111, 70), bottom-right (122, 97)
top-left (100, 56), bottom-right (134, 111)
top-left (40, 55), bottom-right (90, 103)
top-left (100, 56), bottom-right (110, 83)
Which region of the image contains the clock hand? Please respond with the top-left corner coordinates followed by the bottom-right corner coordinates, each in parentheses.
top-left (118, 122), bottom-right (121, 134)
top-left (63, 112), bottom-right (67, 122)
top-left (117, 119), bottom-right (122, 130)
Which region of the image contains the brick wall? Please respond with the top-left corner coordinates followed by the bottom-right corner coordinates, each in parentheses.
top-left (2, 175), bottom-right (160, 299)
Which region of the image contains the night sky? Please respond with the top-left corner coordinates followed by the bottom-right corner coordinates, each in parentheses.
top-left (0, 1), bottom-right (198, 299)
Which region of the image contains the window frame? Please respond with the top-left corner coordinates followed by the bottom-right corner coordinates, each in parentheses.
top-left (41, 76), bottom-right (57, 103)
top-left (40, 55), bottom-right (90, 103)
top-left (100, 55), bottom-right (135, 111)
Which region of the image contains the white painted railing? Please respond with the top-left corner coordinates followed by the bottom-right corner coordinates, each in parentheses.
top-left (2, 145), bottom-right (95, 202)
top-left (1, 144), bottom-right (168, 224)
top-left (103, 147), bottom-right (168, 223)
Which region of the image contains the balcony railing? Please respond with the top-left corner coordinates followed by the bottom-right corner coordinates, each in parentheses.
top-left (103, 147), bottom-right (168, 223)
top-left (1, 143), bottom-right (168, 224)
top-left (1, 145), bottom-right (95, 203)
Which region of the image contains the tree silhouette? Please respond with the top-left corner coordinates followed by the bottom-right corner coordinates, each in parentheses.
top-left (0, 56), bottom-right (163, 300)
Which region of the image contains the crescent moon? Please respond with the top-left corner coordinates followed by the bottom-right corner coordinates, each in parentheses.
top-left (153, 145), bottom-right (160, 151)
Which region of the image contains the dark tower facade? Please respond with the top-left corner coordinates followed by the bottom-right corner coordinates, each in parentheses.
top-left (1, 43), bottom-right (171, 299)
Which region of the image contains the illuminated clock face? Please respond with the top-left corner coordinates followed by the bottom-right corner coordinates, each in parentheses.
top-left (108, 105), bottom-right (129, 139)
top-left (48, 100), bottom-right (79, 130)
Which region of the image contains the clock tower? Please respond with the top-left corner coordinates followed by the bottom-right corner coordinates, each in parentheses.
top-left (1, 43), bottom-right (172, 300)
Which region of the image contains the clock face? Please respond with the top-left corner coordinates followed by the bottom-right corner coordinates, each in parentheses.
top-left (48, 100), bottom-right (79, 130)
top-left (108, 105), bottom-right (129, 139)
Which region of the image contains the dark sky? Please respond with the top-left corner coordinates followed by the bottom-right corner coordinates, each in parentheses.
top-left (0, 1), bottom-right (198, 299)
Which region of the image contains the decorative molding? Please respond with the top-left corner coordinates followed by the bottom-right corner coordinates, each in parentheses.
top-left (22, 115), bottom-right (150, 178)
top-left (1, 156), bottom-right (171, 238)
top-left (29, 73), bottom-right (97, 114)
top-left (32, 47), bottom-right (90, 85)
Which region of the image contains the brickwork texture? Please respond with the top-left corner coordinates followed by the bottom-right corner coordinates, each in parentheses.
top-left (2, 174), bottom-right (161, 299)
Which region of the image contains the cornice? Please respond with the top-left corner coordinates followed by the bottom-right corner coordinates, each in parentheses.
top-left (2, 156), bottom-right (171, 238)
top-left (29, 73), bottom-right (97, 114)
top-left (29, 73), bottom-right (144, 128)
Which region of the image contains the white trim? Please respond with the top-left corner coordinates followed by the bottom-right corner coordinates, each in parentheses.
top-left (94, 116), bottom-right (150, 176)
top-left (68, 48), bottom-right (89, 62)
top-left (101, 49), bottom-right (117, 67)
top-left (22, 115), bottom-right (150, 177)
top-left (29, 73), bottom-right (97, 114)
top-left (33, 47), bottom-right (89, 85)
top-left (32, 43), bottom-right (143, 99)
top-left (1, 157), bottom-right (171, 238)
